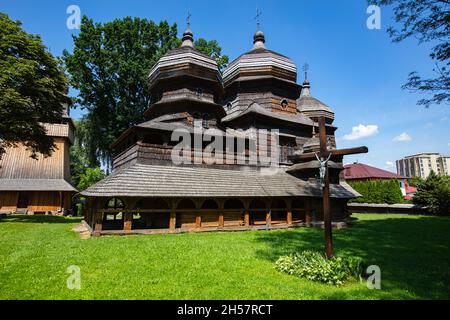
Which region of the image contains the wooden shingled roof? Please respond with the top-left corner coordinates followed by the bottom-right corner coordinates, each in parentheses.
top-left (0, 179), bottom-right (77, 191)
top-left (80, 163), bottom-right (359, 199)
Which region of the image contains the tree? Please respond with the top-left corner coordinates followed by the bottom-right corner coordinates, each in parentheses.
top-left (194, 38), bottom-right (229, 72)
top-left (413, 171), bottom-right (450, 214)
top-left (63, 16), bottom-right (229, 169)
top-left (370, 0), bottom-right (450, 107)
top-left (0, 13), bottom-right (68, 159)
top-left (70, 119), bottom-right (94, 187)
top-left (77, 167), bottom-right (106, 191)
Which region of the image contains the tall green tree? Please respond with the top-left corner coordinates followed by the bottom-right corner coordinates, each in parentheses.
top-left (0, 13), bottom-right (68, 159)
top-left (70, 119), bottom-right (94, 187)
top-left (413, 171), bottom-right (450, 214)
top-left (370, 0), bottom-right (450, 107)
top-left (63, 16), bottom-right (228, 169)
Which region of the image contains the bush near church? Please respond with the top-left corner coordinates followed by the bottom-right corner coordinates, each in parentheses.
top-left (275, 251), bottom-right (365, 286)
top-left (348, 180), bottom-right (404, 204)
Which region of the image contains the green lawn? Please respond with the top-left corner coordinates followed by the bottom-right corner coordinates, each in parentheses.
top-left (0, 214), bottom-right (449, 299)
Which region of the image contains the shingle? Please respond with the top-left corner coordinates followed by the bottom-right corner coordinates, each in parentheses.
top-left (0, 179), bottom-right (77, 192)
top-left (81, 163), bottom-right (358, 199)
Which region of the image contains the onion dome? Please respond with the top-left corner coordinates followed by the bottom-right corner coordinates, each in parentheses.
top-left (222, 29), bottom-right (297, 86)
top-left (297, 79), bottom-right (335, 123)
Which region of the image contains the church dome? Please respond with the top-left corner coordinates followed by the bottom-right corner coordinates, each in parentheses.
top-left (148, 27), bottom-right (222, 90)
top-left (222, 30), bottom-right (297, 87)
top-left (297, 79), bottom-right (335, 123)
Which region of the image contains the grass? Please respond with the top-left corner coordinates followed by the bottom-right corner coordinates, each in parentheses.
top-left (0, 213), bottom-right (449, 299)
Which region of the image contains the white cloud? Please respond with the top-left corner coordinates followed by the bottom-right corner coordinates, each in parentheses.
top-left (393, 132), bottom-right (412, 142)
top-left (385, 161), bottom-right (394, 168)
top-left (343, 124), bottom-right (379, 141)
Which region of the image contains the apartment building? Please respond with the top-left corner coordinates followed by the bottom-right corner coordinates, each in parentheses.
top-left (396, 153), bottom-right (450, 178)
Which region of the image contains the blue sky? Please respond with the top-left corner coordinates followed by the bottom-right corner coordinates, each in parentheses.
top-left (2, 0), bottom-right (449, 171)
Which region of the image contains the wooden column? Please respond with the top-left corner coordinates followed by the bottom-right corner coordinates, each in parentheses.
top-left (217, 199), bottom-right (224, 228)
top-left (305, 198), bottom-right (312, 226)
top-left (124, 213), bottom-right (132, 232)
top-left (243, 199), bottom-right (250, 227)
top-left (169, 208), bottom-right (176, 232)
top-left (123, 198), bottom-right (137, 232)
top-left (195, 215), bottom-right (202, 228)
top-left (285, 199), bottom-right (292, 225)
top-left (265, 207), bottom-right (271, 228)
top-left (94, 210), bottom-right (103, 236)
top-left (194, 199), bottom-right (202, 228)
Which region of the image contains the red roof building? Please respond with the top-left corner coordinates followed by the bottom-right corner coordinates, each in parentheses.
top-left (344, 163), bottom-right (406, 180)
top-left (344, 163), bottom-right (416, 200)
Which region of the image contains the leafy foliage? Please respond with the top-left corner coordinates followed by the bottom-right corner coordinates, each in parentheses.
top-left (63, 16), bottom-right (228, 169)
top-left (0, 13), bottom-right (68, 159)
top-left (194, 38), bottom-right (229, 72)
top-left (275, 251), bottom-right (365, 286)
top-left (77, 167), bottom-right (106, 191)
top-left (370, 0), bottom-right (450, 107)
top-left (349, 179), bottom-right (404, 204)
top-left (70, 118), bottom-right (98, 187)
top-left (408, 176), bottom-right (424, 187)
top-left (413, 171), bottom-right (450, 214)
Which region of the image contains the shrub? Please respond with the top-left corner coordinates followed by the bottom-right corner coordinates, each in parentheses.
top-left (275, 251), bottom-right (364, 286)
top-left (349, 179), bottom-right (404, 204)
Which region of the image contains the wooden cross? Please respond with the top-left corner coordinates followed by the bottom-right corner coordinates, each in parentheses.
top-left (290, 117), bottom-right (368, 258)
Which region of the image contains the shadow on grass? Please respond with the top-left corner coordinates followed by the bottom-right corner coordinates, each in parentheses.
top-left (0, 214), bottom-right (81, 224)
top-left (254, 216), bottom-right (450, 299)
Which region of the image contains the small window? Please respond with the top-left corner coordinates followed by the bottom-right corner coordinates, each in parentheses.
top-left (281, 99), bottom-right (288, 109)
top-left (202, 113), bottom-right (209, 129)
top-left (226, 102), bottom-right (232, 110)
top-left (196, 88), bottom-right (203, 97)
top-left (105, 197), bottom-right (125, 210)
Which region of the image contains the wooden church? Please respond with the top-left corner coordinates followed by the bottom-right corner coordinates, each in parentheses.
top-left (80, 24), bottom-right (360, 236)
top-left (0, 104), bottom-right (77, 214)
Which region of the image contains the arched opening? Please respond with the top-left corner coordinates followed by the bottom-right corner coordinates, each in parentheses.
top-left (103, 197), bottom-right (125, 230)
top-left (271, 199), bottom-right (287, 225)
top-left (249, 199), bottom-right (267, 226)
top-left (292, 198), bottom-right (306, 223)
top-left (134, 198), bottom-right (170, 230)
top-left (200, 199), bottom-right (219, 228)
top-left (223, 198), bottom-right (245, 227)
top-left (176, 198), bottom-right (197, 229)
